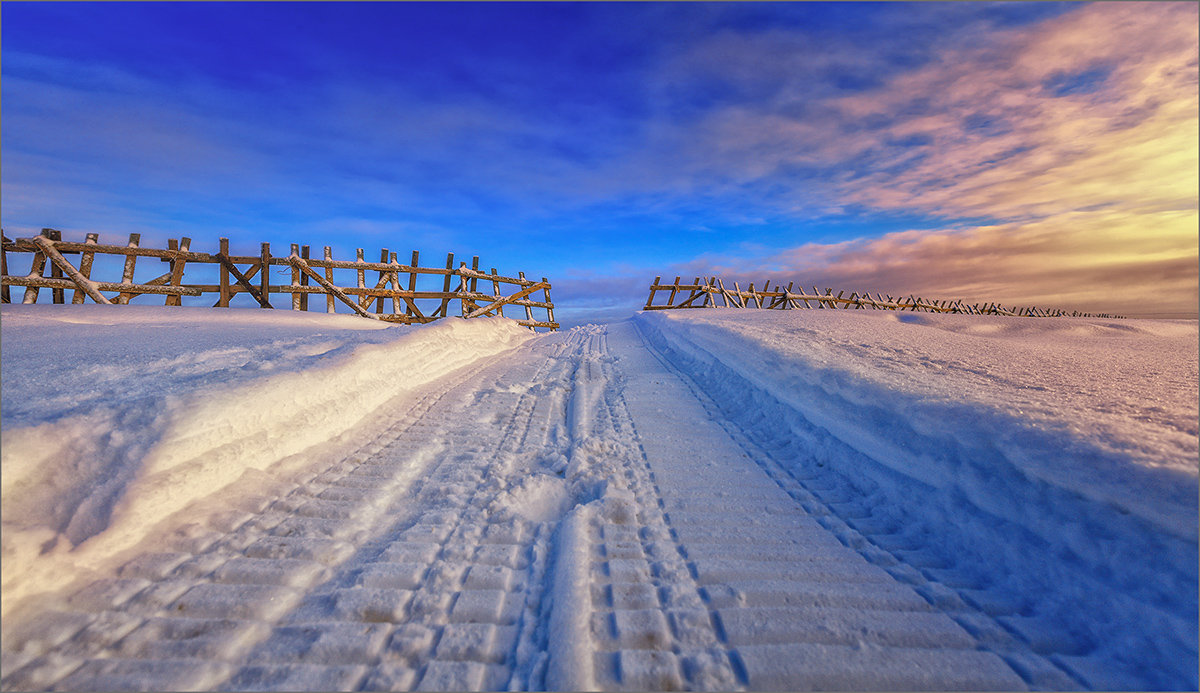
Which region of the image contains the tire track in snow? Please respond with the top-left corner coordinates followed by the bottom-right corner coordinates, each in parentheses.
top-left (1, 333), bottom-right (585, 692)
top-left (0, 318), bottom-right (1100, 691)
top-left (629, 318), bottom-right (1084, 690)
top-left (609, 319), bottom-right (1058, 691)
top-left (224, 340), bottom-right (566, 692)
top-left (543, 325), bottom-right (739, 691)
top-left (593, 326), bottom-right (741, 691)
top-left (3, 353), bottom-right (497, 691)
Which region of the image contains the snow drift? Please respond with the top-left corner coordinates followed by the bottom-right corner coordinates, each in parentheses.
top-left (1, 306), bottom-right (533, 617)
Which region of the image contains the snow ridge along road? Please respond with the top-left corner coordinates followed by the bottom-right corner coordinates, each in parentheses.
top-left (3, 323), bottom-right (582, 691)
top-left (634, 310), bottom-right (1197, 691)
top-left (2, 311), bottom-right (1196, 691)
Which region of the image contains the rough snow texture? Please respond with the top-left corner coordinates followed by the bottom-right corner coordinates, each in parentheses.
top-left (1, 304), bottom-right (1196, 691)
top-left (1, 306), bottom-right (533, 619)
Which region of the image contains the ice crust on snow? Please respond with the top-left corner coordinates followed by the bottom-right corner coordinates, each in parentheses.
top-left (1, 305), bottom-right (532, 616)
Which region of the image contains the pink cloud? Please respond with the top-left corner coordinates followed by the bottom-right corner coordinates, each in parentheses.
top-left (629, 3), bottom-right (1199, 317)
top-left (829, 3), bottom-right (1198, 221)
top-left (664, 209), bottom-right (1198, 318)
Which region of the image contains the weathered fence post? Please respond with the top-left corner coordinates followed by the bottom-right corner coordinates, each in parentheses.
top-left (668, 276), bottom-right (681, 306)
top-left (260, 242), bottom-right (272, 309)
top-left (291, 243), bottom-right (303, 311)
top-left (543, 277), bottom-right (555, 327)
top-left (489, 267), bottom-right (502, 317)
top-left (470, 255), bottom-right (480, 296)
top-left (519, 271), bottom-right (534, 322)
top-left (324, 246), bottom-right (335, 313)
top-left (387, 251), bottom-right (401, 317)
top-left (165, 237), bottom-right (190, 307)
top-left (43, 230), bottom-right (65, 304)
top-left (217, 238), bottom-right (231, 307)
top-left (457, 261), bottom-right (469, 317)
top-left (407, 251), bottom-right (419, 318)
top-left (355, 248), bottom-right (366, 309)
top-left (438, 252), bottom-right (454, 319)
top-left (459, 256), bottom-right (480, 316)
top-left (22, 237), bottom-right (48, 304)
top-left (71, 233), bottom-right (99, 304)
top-left (116, 233), bottom-right (141, 304)
top-left (375, 248), bottom-right (389, 316)
top-left (645, 276), bottom-right (661, 310)
top-left (300, 245), bottom-right (311, 311)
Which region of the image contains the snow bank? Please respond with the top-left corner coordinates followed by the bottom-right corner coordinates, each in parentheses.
top-left (1, 305), bottom-right (533, 617)
top-left (636, 308), bottom-right (1198, 688)
top-left (640, 309), bottom-right (1198, 530)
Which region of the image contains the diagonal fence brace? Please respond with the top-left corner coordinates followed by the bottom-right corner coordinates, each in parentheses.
top-left (288, 254), bottom-right (380, 320)
top-left (31, 236), bottom-right (112, 305)
top-left (464, 281), bottom-right (550, 319)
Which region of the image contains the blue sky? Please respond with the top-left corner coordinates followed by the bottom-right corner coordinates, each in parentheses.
top-left (3, 2), bottom-right (1196, 324)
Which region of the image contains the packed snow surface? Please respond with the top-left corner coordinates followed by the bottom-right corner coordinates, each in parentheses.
top-left (1, 304), bottom-right (1196, 691)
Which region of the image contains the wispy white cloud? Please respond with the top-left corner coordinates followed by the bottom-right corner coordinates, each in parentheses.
top-left (612, 3), bottom-right (1197, 222)
top-left (596, 2), bottom-right (1198, 318)
top-left (3, 3), bottom-right (1195, 321)
top-left (828, 2), bottom-right (1199, 222)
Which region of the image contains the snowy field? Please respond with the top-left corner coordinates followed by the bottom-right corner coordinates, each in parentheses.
top-left (1, 304), bottom-right (1196, 691)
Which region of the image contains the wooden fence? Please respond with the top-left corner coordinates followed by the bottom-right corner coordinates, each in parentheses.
top-left (645, 275), bottom-right (1124, 319)
top-left (2, 229), bottom-right (558, 330)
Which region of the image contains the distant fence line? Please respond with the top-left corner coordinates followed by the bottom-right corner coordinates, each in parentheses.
top-left (645, 275), bottom-right (1124, 319)
top-left (1, 229), bottom-right (559, 330)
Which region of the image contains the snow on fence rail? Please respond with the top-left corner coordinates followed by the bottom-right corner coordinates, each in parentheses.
top-left (645, 275), bottom-right (1124, 318)
top-left (1, 229), bottom-right (559, 330)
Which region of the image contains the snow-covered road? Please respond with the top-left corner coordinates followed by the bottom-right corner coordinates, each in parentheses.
top-left (2, 308), bottom-right (1196, 691)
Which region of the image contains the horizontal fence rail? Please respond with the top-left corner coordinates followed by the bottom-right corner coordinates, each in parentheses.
top-left (2, 229), bottom-right (558, 330)
top-left (645, 275), bottom-right (1124, 319)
